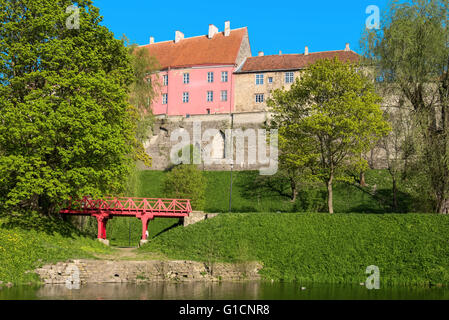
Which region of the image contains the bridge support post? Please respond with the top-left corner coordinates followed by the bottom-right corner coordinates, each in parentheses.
top-left (93, 213), bottom-right (109, 240)
top-left (141, 216), bottom-right (149, 240)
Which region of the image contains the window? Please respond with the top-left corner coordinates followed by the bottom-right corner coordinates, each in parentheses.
top-left (221, 71), bottom-right (228, 82)
top-left (255, 94), bottom-right (264, 103)
top-left (207, 91), bottom-right (213, 102)
top-left (285, 72), bottom-right (294, 83)
top-left (163, 74), bottom-right (168, 86)
top-left (255, 74), bottom-right (264, 85)
top-left (183, 73), bottom-right (190, 84)
top-left (183, 92), bottom-right (189, 103)
top-left (221, 90), bottom-right (228, 102)
top-left (268, 77), bottom-right (273, 83)
top-left (207, 72), bottom-right (214, 83)
top-left (162, 93), bottom-right (168, 104)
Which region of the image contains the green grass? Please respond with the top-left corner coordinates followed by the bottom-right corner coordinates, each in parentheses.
top-left (0, 213), bottom-right (111, 284)
top-left (139, 213), bottom-right (449, 286)
top-left (137, 169), bottom-right (416, 213)
top-left (105, 169), bottom-right (419, 246)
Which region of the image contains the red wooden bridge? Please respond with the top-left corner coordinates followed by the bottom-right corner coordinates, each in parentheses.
top-left (59, 197), bottom-right (192, 241)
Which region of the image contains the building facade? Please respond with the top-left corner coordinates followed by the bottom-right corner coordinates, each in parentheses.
top-left (233, 45), bottom-right (360, 112)
top-left (142, 22), bottom-right (251, 116)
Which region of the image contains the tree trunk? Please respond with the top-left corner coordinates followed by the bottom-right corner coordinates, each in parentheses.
top-left (290, 178), bottom-right (297, 202)
top-left (437, 197), bottom-right (449, 214)
top-left (392, 177), bottom-right (398, 212)
top-left (327, 174), bottom-right (334, 214)
top-left (360, 171), bottom-right (366, 187)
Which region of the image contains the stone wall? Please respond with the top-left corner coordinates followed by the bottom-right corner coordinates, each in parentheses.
top-left (144, 110), bottom-right (392, 172)
top-left (34, 259), bottom-right (262, 284)
top-left (144, 112), bottom-right (271, 171)
top-left (183, 211), bottom-right (219, 227)
top-left (234, 70), bottom-right (301, 112)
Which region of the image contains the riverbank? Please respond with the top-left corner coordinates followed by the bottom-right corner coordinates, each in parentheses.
top-left (3, 212), bottom-right (449, 287)
top-left (34, 257), bottom-right (261, 284)
top-left (139, 212), bottom-right (449, 287)
top-left (0, 214), bottom-right (111, 285)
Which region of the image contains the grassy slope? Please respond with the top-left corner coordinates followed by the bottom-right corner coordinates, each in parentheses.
top-left (0, 214), bottom-right (111, 284)
top-left (138, 169), bottom-right (412, 213)
top-left (105, 169), bottom-right (415, 246)
top-left (139, 213), bottom-right (449, 286)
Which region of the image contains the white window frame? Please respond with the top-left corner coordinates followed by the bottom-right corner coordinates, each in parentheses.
top-left (221, 90), bottom-right (228, 102)
top-left (163, 74), bottom-right (168, 86)
top-left (207, 72), bottom-right (214, 83)
top-left (207, 91), bottom-right (214, 102)
top-left (162, 93), bottom-right (168, 104)
top-left (182, 92), bottom-right (189, 103)
top-left (285, 72), bottom-right (294, 83)
top-left (255, 94), bottom-right (264, 103)
top-left (255, 74), bottom-right (264, 85)
top-left (221, 71), bottom-right (228, 82)
top-left (183, 73), bottom-right (190, 84)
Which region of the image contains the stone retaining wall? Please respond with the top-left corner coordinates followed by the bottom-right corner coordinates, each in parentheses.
top-left (183, 211), bottom-right (219, 227)
top-left (35, 259), bottom-right (262, 285)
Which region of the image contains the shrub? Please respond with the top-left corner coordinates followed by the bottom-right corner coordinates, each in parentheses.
top-left (163, 165), bottom-right (206, 210)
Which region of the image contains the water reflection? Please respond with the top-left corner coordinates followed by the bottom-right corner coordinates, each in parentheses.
top-left (1, 282), bottom-right (449, 300)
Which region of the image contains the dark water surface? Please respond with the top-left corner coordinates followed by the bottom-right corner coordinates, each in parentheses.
top-left (1, 282), bottom-right (449, 300)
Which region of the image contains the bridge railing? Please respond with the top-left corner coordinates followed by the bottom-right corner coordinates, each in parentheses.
top-left (62, 196), bottom-right (192, 214)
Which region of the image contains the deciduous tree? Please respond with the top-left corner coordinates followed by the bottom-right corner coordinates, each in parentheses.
top-left (0, 0), bottom-right (136, 215)
top-left (361, 0), bottom-right (449, 213)
top-left (268, 58), bottom-right (390, 213)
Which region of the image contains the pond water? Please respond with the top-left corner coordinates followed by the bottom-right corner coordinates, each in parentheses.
top-left (1, 282), bottom-right (449, 300)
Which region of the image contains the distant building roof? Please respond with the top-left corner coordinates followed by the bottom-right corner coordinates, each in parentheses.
top-left (140, 27), bottom-right (248, 70)
top-left (235, 50), bottom-right (360, 73)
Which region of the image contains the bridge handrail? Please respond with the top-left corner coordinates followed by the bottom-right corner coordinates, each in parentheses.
top-left (62, 196), bottom-right (192, 214)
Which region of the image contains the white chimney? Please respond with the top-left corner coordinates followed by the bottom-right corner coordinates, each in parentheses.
top-left (150, 37), bottom-right (154, 44)
top-left (224, 21), bottom-right (231, 37)
top-left (175, 31), bottom-right (184, 43)
top-left (258, 51), bottom-right (264, 56)
top-left (345, 43), bottom-right (350, 51)
top-left (208, 24), bottom-right (218, 39)
top-left (305, 46), bottom-right (309, 56)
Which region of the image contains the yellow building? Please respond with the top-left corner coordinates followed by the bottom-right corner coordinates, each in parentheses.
top-left (233, 44), bottom-right (360, 112)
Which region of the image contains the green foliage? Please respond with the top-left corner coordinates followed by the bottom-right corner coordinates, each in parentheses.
top-left (0, 215), bottom-right (110, 284)
top-left (126, 41), bottom-right (160, 168)
top-left (361, 0), bottom-right (449, 213)
top-left (268, 58), bottom-right (391, 213)
top-left (139, 212), bottom-right (449, 286)
top-left (163, 165), bottom-right (206, 210)
top-left (0, 0), bottom-right (135, 215)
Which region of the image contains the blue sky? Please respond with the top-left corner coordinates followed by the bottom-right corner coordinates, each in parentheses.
top-left (94, 0), bottom-right (389, 56)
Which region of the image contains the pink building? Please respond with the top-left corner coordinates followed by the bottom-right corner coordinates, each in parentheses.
top-left (141, 22), bottom-right (251, 116)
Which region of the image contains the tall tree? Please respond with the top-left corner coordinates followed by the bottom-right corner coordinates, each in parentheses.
top-left (0, 0), bottom-right (135, 215)
top-left (126, 42), bottom-right (161, 170)
top-left (361, 0), bottom-right (449, 213)
top-left (268, 58), bottom-right (390, 213)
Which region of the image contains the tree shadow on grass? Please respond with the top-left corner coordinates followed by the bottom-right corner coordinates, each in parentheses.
top-left (237, 172), bottom-right (292, 200)
top-left (151, 219), bottom-right (183, 238)
top-left (0, 212), bottom-right (81, 238)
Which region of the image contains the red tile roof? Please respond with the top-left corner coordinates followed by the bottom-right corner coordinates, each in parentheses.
top-left (141, 28), bottom-right (248, 70)
top-left (236, 50), bottom-right (360, 73)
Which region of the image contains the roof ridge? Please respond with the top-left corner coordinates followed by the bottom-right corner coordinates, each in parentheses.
top-left (139, 27), bottom-right (247, 47)
top-left (247, 50), bottom-right (359, 58)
